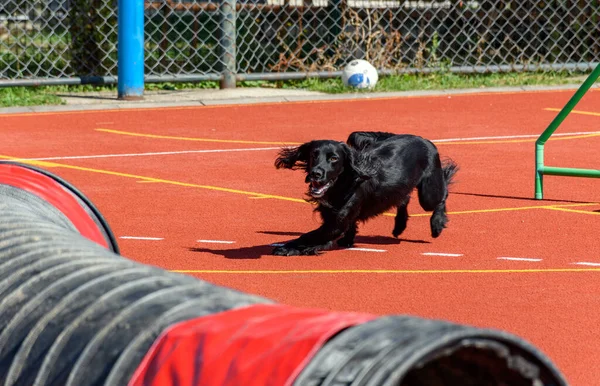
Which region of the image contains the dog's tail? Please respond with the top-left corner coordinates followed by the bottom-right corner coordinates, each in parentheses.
top-left (441, 158), bottom-right (459, 186)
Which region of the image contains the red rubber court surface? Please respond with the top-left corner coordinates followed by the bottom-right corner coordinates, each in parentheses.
top-left (1, 88), bottom-right (599, 385)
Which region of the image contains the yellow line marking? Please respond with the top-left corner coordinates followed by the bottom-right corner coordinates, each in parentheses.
top-left (0, 159), bottom-right (59, 168)
top-left (1, 155), bottom-right (597, 217)
top-left (544, 207), bottom-right (600, 216)
top-left (436, 132), bottom-right (600, 145)
top-left (171, 268), bottom-right (600, 274)
top-left (545, 108), bottom-right (600, 117)
top-left (96, 128), bottom-right (301, 146)
top-left (384, 202), bottom-right (599, 217)
top-left (98, 128), bottom-right (600, 147)
top-left (136, 180), bottom-right (162, 183)
top-left (248, 196), bottom-right (272, 199)
top-left (0, 155), bottom-right (307, 203)
top-left (548, 133), bottom-right (600, 140)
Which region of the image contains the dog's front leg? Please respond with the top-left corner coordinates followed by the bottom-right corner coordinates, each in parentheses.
top-left (272, 224), bottom-right (343, 256)
top-left (273, 199), bottom-right (361, 256)
top-left (337, 222), bottom-right (358, 248)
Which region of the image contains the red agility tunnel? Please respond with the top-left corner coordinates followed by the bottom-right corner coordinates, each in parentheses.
top-left (0, 161), bottom-right (119, 253)
top-left (0, 162), bottom-right (568, 386)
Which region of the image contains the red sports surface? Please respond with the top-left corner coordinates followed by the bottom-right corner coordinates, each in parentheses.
top-left (1, 88), bottom-right (598, 384)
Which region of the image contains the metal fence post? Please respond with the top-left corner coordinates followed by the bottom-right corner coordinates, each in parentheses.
top-left (219, 0), bottom-right (237, 89)
top-left (118, 0), bottom-right (145, 100)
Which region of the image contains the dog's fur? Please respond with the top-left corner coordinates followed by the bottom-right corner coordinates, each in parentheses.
top-left (272, 131), bottom-right (458, 256)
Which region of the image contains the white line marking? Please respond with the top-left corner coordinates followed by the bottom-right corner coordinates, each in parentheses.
top-left (432, 130), bottom-right (600, 143)
top-left (422, 252), bottom-right (463, 257)
top-left (119, 236), bottom-right (164, 240)
top-left (19, 147), bottom-right (281, 161)
top-left (347, 248), bottom-right (387, 252)
top-left (573, 262), bottom-right (600, 267)
top-left (497, 257), bottom-right (542, 262)
top-left (197, 239), bottom-right (236, 244)
top-left (13, 131), bottom-right (600, 161)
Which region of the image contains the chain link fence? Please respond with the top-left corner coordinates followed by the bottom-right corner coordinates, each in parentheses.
top-left (0, 0), bottom-right (598, 86)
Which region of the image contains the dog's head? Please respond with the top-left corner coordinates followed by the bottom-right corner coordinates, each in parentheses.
top-left (275, 140), bottom-right (371, 199)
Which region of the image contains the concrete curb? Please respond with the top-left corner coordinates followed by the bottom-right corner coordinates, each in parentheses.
top-left (0, 83), bottom-right (597, 115)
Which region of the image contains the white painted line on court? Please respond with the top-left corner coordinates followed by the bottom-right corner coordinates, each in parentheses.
top-left (120, 236), bottom-right (164, 240)
top-left (15, 131), bottom-right (600, 162)
top-left (348, 248), bottom-right (387, 253)
top-left (197, 239), bottom-right (236, 244)
top-left (497, 257), bottom-right (542, 262)
top-left (20, 147), bottom-right (281, 161)
top-left (573, 262), bottom-right (600, 267)
top-left (432, 130), bottom-right (600, 143)
top-left (422, 252), bottom-right (463, 257)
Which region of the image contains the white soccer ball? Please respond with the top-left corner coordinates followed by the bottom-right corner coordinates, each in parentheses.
top-left (341, 59), bottom-right (379, 89)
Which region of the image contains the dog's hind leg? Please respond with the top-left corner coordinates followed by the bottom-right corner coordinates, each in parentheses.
top-left (417, 166), bottom-right (449, 238)
top-left (429, 203), bottom-right (448, 238)
top-left (337, 222), bottom-right (358, 248)
top-left (392, 196), bottom-right (410, 238)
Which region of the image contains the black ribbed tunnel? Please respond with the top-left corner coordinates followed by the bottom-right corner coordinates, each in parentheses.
top-left (0, 163), bottom-right (271, 386)
top-left (293, 316), bottom-right (566, 386)
top-left (0, 161), bottom-right (119, 253)
top-left (0, 163), bottom-right (568, 386)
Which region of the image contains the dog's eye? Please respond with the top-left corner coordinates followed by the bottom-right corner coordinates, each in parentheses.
top-left (330, 156), bottom-right (339, 162)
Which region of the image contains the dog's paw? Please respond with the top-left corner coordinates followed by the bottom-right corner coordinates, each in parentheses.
top-left (392, 223), bottom-right (407, 238)
top-left (272, 246), bottom-right (301, 256)
top-left (273, 242), bottom-right (333, 256)
top-left (431, 228), bottom-right (443, 238)
top-left (430, 218), bottom-right (447, 238)
top-left (305, 241), bottom-right (333, 255)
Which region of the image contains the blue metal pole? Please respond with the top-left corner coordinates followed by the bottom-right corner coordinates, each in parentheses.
top-left (118, 0), bottom-right (145, 100)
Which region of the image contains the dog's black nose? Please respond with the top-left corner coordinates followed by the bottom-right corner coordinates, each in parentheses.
top-left (310, 169), bottom-right (324, 180)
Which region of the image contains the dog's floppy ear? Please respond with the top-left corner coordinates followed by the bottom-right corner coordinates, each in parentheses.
top-left (274, 142), bottom-right (311, 170)
top-left (342, 144), bottom-right (376, 181)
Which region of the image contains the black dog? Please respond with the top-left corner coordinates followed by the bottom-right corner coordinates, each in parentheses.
top-left (272, 131), bottom-right (458, 256)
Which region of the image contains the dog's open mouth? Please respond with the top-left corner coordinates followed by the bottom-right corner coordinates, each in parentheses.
top-left (309, 180), bottom-right (334, 198)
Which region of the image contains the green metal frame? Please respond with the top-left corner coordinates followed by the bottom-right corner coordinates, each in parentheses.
top-left (535, 64), bottom-right (600, 199)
